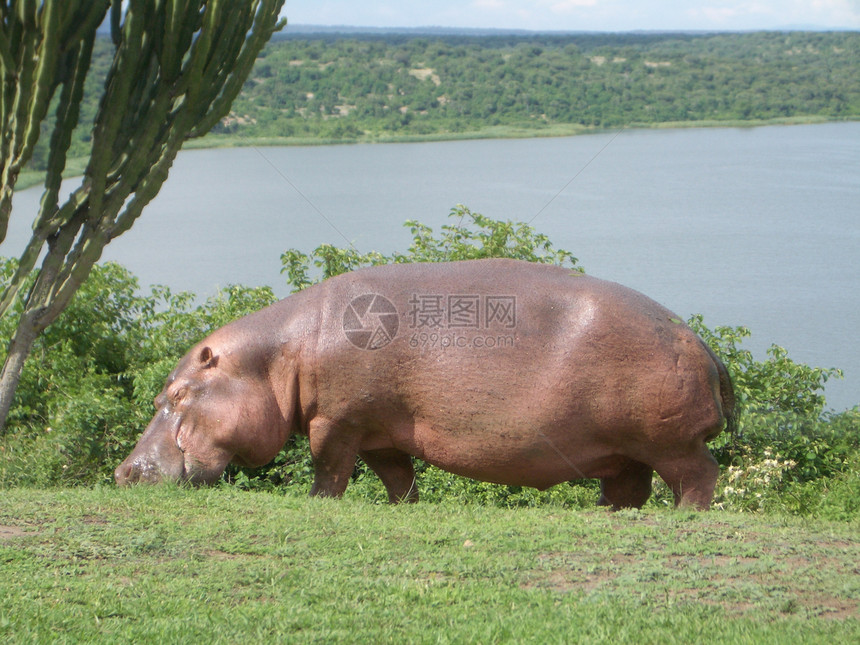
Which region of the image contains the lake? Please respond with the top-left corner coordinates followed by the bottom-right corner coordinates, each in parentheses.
top-left (8, 122), bottom-right (859, 410)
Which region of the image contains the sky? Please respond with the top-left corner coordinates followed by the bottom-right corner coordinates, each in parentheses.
top-left (281, 0), bottom-right (860, 32)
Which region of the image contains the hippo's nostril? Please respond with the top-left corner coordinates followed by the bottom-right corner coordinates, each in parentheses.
top-left (115, 463), bottom-right (135, 486)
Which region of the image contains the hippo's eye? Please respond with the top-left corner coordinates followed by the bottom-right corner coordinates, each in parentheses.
top-left (171, 387), bottom-right (189, 405)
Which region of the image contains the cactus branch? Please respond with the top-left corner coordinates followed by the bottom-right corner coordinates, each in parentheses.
top-left (0, 0), bottom-right (287, 430)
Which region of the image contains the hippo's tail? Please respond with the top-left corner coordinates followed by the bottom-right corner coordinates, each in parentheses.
top-left (702, 340), bottom-right (738, 438)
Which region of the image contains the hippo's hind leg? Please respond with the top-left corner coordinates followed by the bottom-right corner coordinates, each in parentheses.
top-left (653, 444), bottom-right (720, 510)
top-left (359, 448), bottom-right (419, 504)
top-left (597, 459), bottom-right (653, 509)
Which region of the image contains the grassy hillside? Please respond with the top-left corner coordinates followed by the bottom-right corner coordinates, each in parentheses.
top-left (26, 30), bottom-right (860, 176)
top-left (1, 486), bottom-right (858, 643)
top-left (221, 31), bottom-right (859, 143)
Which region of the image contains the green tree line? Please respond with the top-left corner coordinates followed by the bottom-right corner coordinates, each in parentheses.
top-left (26, 30), bottom-right (860, 167)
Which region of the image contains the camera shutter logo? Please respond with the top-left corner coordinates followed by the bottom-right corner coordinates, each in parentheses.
top-left (343, 294), bottom-right (399, 350)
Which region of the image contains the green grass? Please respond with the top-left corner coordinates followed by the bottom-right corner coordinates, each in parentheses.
top-left (1, 486), bottom-right (857, 643)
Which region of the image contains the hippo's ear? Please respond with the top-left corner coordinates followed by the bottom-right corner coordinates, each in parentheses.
top-left (198, 346), bottom-right (219, 369)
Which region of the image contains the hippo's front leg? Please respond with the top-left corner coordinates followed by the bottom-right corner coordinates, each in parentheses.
top-left (597, 459), bottom-right (653, 509)
top-left (359, 448), bottom-right (419, 503)
top-left (308, 418), bottom-right (361, 498)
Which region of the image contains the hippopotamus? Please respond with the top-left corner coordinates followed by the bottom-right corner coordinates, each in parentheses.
top-left (115, 258), bottom-right (736, 509)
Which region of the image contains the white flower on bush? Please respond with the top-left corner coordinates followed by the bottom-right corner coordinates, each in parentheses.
top-left (716, 447), bottom-right (797, 511)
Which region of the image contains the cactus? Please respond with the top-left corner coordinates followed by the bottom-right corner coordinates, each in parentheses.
top-left (0, 0), bottom-right (286, 429)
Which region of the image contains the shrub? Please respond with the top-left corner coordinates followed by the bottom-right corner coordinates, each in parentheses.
top-left (280, 204), bottom-right (581, 291)
top-left (712, 447), bottom-right (797, 512)
top-left (816, 454), bottom-right (860, 521)
top-left (0, 260), bottom-right (277, 487)
top-left (688, 315), bottom-right (856, 486)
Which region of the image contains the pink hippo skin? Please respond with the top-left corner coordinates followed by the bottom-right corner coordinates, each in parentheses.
top-left (115, 258), bottom-right (736, 509)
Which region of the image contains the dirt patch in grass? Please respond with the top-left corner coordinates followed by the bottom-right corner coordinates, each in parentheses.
top-left (0, 525), bottom-right (36, 539)
top-left (813, 601), bottom-right (858, 620)
top-left (524, 569), bottom-right (609, 593)
top-left (204, 549), bottom-right (244, 560)
top-left (525, 547), bottom-right (859, 620)
top-left (202, 549), bottom-right (268, 560)
top-left (524, 552), bottom-right (639, 593)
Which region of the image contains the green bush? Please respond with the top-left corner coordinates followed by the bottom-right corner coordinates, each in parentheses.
top-left (280, 204), bottom-right (581, 291)
top-left (816, 453), bottom-right (860, 521)
top-left (689, 315), bottom-right (857, 492)
top-left (0, 259), bottom-right (276, 487)
top-left (0, 261), bottom-right (144, 485)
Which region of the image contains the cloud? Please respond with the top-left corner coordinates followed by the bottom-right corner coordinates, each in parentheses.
top-left (685, 0), bottom-right (859, 28)
top-left (288, 0), bottom-right (860, 31)
top-left (550, 0), bottom-right (599, 10)
top-left (472, 0), bottom-right (507, 9)
top-left (807, 0), bottom-right (860, 23)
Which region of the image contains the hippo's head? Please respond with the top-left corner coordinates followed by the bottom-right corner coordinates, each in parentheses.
top-left (115, 339), bottom-right (293, 486)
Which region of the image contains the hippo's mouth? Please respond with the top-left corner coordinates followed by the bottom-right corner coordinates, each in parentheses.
top-left (181, 455), bottom-right (230, 486)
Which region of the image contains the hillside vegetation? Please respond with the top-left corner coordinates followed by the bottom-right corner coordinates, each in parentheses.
top-left (31, 30), bottom-right (860, 170)
top-left (224, 31), bottom-right (859, 141)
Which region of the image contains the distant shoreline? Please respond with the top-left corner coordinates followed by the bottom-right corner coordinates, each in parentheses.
top-left (15, 115), bottom-right (854, 191)
top-left (184, 114), bottom-right (850, 149)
